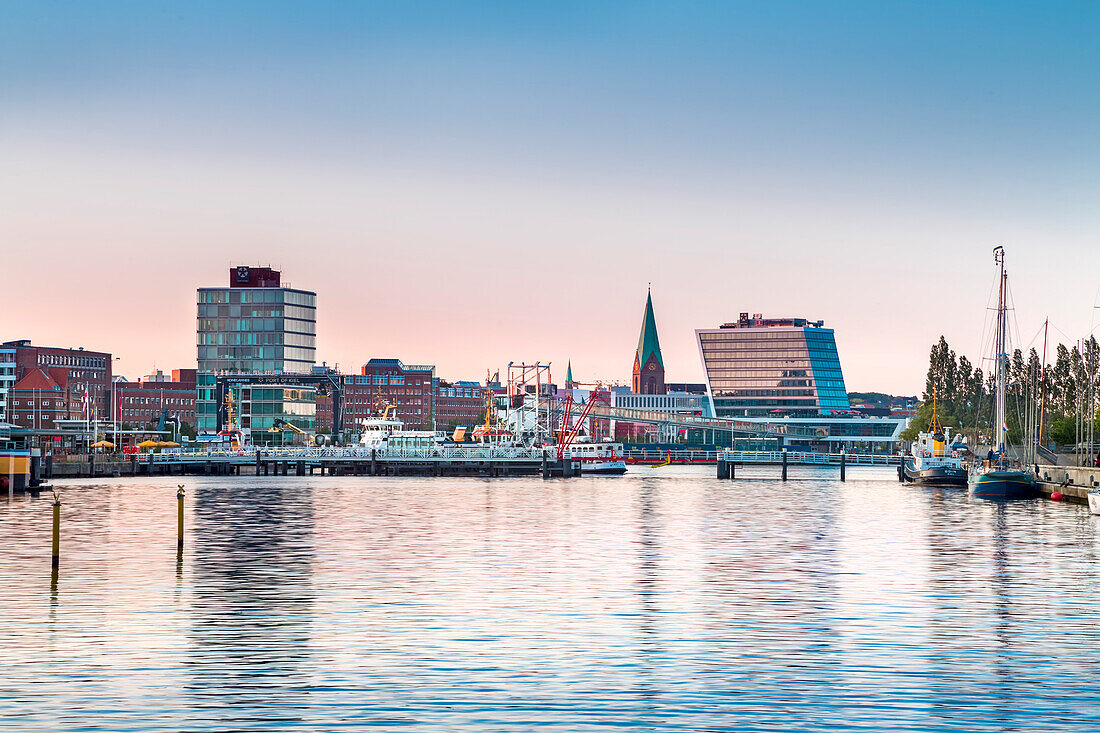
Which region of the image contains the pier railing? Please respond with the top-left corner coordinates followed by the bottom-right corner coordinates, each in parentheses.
top-left (133, 446), bottom-right (549, 462)
top-left (624, 449), bottom-right (899, 465)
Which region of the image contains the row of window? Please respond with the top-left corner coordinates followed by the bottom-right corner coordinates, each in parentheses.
top-left (10, 399), bottom-right (74, 408)
top-left (38, 354), bottom-right (107, 369)
top-left (196, 318), bottom-right (318, 335)
top-left (197, 289), bottom-right (316, 306)
top-left (344, 375), bottom-right (408, 386)
top-left (700, 330), bottom-right (826, 341)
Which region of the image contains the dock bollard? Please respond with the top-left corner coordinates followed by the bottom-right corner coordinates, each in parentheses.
top-left (51, 490), bottom-right (61, 568)
top-left (840, 451), bottom-right (846, 482)
top-left (177, 485), bottom-right (185, 550)
top-left (781, 449), bottom-right (788, 481)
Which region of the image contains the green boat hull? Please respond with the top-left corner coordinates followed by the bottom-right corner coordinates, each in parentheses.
top-left (969, 470), bottom-right (1037, 500)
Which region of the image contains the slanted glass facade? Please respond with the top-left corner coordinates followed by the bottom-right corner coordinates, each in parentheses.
top-left (697, 321), bottom-right (849, 418)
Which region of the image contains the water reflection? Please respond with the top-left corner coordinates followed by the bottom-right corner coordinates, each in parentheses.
top-left (185, 483), bottom-right (316, 728)
top-left (0, 470), bottom-right (1097, 731)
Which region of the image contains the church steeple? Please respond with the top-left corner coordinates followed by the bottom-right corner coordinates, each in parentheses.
top-left (565, 360), bottom-right (574, 388)
top-left (633, 287), bottom-right (666, 395)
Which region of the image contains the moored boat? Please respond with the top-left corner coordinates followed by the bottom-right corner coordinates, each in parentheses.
top-left (903, 394), bottom-right (967, 487)
top-left (566, 440), bottom-right (627, 475)
top-left (971, 469), bottom-right (1037, 500)
top-left (968, 246), bottom-right (1037, 500)
top-left (1088, 489), bottom-right (1100, 515)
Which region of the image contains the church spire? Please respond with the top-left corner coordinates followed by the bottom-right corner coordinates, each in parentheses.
top-left (636, 287), bottom-right (664, 369)
top-left (565, 360), bottom-right (574, 388)
top-left (633, 287), bottom-right (666, 395)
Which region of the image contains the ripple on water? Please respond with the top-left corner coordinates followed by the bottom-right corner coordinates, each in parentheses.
top-left (0, 467), bottom-right (1099, 731)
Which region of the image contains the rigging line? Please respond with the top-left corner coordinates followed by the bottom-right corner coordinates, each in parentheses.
top-left (974, 273), bottom-right (998, 367)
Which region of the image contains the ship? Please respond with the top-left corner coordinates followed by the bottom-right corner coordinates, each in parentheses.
top-left (969, 247), bottom-right (1037, 500)
top-left (902, 392), bottom-right (967, 487)
top-left (358, 406), bottom-right (443, 451)
top-left (565, 438), bottom-right (628, 475)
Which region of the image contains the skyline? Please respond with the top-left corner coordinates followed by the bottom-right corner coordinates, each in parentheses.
top-left (4, 2), bottom-right (1100, 392)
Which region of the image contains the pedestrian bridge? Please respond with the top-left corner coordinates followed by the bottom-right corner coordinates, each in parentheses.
top-left (572, 403), bottom-right (822, 438)
top-left (625, 449), bottom-right (900, 465)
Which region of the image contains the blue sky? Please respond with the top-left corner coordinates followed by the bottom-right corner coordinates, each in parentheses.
top-left (3, 2), bottom-right (1099, 391)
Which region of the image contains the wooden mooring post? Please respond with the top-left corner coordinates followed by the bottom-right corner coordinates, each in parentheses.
top-left (781, 449), bottom-right (788, 481)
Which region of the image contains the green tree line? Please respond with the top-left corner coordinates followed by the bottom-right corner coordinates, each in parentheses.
top-left (900, 335), bottom-right (1100, 446)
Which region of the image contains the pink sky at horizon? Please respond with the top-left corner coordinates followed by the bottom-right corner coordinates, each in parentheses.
top-left (4, 4), bottom-right (1099, 395)
top-left (5, 134), bottom-right (1097, 395)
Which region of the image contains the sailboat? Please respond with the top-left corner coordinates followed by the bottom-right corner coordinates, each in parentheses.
top-left (969, 246), bottom-right (1038, 500)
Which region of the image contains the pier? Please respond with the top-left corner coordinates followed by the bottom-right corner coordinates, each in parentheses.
top-left (29, 447), bottom-right (900, 483)
top-left (41, 446), bottom-right (569, 479)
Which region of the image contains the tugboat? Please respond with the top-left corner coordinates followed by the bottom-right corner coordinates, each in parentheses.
top-left (969, 246), bottom-right (1037, 500)
top-left (903, 393), bottom-right (967, 486)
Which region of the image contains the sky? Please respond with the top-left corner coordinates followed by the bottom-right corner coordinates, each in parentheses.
top-left (3, 1), bottom-right (1099, 393)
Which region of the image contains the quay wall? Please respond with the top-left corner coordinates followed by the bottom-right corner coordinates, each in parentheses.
top-left (1035, 464), bottom-right (1098, 503)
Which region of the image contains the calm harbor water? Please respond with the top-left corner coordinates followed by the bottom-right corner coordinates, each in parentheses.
top-left (2, 466), bottom-right (1100, 731)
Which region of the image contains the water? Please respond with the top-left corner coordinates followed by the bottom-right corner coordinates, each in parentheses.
top-left (2, 466), bottom-right (1100, 731)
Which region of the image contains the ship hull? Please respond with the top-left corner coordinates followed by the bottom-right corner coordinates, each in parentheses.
top-left (903, 462), bottom-right (968, 487)
top-left (580, 460), bottom-right (628, 475)
top-left (969, 470), bottom-right (1037, 500)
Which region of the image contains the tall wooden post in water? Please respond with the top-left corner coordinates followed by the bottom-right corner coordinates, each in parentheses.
top-left (51, 491), bottom-right (61, 569)
top-left (176, 485), bottom-right (185, 551)
top-left (781, 449), bottom-right (788, 481)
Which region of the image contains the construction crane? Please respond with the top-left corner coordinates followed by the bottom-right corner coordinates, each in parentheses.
top-left (556, 381), bottom-right (611, 460)
top-left (271, 418), bottom-right (307, 435)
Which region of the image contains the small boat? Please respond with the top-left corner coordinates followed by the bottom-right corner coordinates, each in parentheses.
top-left (1088, 489), bottom-right (1100, 515)
top-left (902, 393), bottom-right (967, 487)
top-left (969, 247), bottom-right (1037, 500)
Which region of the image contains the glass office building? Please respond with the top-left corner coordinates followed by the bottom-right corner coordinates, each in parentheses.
top-left (196, 295), bottom-right (316, 373)
top-left (196, 266), bottom-right (317, 433)
top-left (232, 384), bottom-right (316, 446)
top-left (696, 314), bottom-right (849, 418)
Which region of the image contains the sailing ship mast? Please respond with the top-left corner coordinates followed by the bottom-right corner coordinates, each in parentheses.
top-left (994, 246), bottom-right (1007, 456)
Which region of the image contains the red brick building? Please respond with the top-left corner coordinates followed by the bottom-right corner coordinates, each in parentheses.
top-left (435, 380), bottom-right (485, 431)
top-left (341, 359), bottom-right (436, 430)
top-left (3, 340), bottom-right (113, 415)
top-left (114, 369), bottom-right (197, 427)
top-left (8, 368), bottom-right (78, 429)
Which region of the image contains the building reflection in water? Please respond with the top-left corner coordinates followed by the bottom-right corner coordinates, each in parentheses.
top-left (185, 483), bottom-right (317, 728)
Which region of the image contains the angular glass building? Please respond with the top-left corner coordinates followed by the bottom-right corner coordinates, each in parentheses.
top-left (696, 313), bottom-right (849, 418)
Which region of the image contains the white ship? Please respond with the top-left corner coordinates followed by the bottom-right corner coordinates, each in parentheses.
top-left (566, 439), bottom-right (627, 475)
top-left (358, 407), bottom-right (442, 451)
